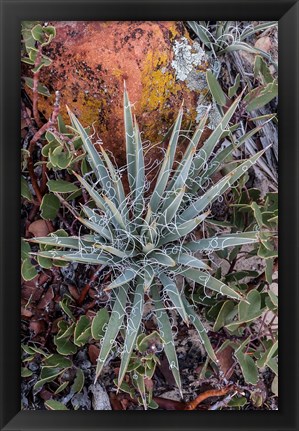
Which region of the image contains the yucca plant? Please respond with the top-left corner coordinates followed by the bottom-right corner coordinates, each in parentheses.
top-left (29, 84), bottom-right (268, 398)
top-left (187, 21), bottom-right (278, 70)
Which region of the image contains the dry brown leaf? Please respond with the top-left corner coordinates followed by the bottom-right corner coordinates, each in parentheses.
top-left (109, 393), bottom-right (124, 410)
top-left (37, 286), bottom-right (54, 309)
top-left (29, 319), bottom-right (45, 336)
top-left (216, 345), bottom-right (235, 379)
top-left (21, 306), bottom-right (33, 318)
top-left (144, 377), bottom-right (153, 392)
top-left (39, 388), bottom-right (53, 401)
top-left (28, 219), bottom-right (51, 237)
top-left (21, 284), bottom-right (43, 303)
top-left (88, 344), bottom-right (100, 365)
top-left (51, 317), bottom-right (63, 334)
top-left (68, 284), bottom-right (80, 300)
top-left (120, 398), bottom-right (130, 410)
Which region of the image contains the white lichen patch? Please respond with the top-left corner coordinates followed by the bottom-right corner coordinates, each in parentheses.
top-left (185, 69), bottom-right (207, 92)
top-left (171, 37), bottom-right (222, 128)
top-left (171, 37), bottom-right (206, 82)
top-left (196, 100), bottom-right (222, 129)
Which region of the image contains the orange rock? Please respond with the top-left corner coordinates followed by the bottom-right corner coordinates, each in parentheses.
top-left (27, 21), bottom-right (208, 167)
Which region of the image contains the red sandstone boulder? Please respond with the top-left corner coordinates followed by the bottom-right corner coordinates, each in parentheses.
top-left (26, 21), bottom-right (209, 166)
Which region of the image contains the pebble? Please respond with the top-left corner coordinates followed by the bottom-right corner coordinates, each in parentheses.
top-left (89, 383), bottom-right (112, 410)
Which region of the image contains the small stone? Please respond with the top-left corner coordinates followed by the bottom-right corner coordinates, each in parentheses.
top-left (89, 383), bottom-right (112, 410)
top-left (160, 389), bottom-right (182, 401)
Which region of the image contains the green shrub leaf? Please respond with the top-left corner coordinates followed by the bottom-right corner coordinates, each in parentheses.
top-left (45, 399), bottom-right (69, 410)
top-left (21, 176), bottom-right (33, 201)
top-left (23, 77), bottom-right (51, 97)
top-left (91, 309), bottom-right (109, 340)
top-left (74, 315), bottom-right (91, 347)
top-left (47, 180), bottom-right (79, 194)
top-left (40, 193), bottom-right (60, 220)
top-left (206, 70), bottom-right (227, 106)
top-left (21, 258), bottom-right (38, 281)
top-left (71, 368), bottom-right (85, 394)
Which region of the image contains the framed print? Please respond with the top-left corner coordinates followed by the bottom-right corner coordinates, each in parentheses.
top-left (0, 0), bottom-right (298, 430)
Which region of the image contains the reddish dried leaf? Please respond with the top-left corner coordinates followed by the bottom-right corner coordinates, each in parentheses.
top-left (109, 393), bottom-right (124, 410)
top-left (51, 317), bottom-right (63, 334)
top-left (37, 286), bottom-right (54, 309)
top-left (88, 288), bottom-right (96, 299)
top-left (21, 285), bottom-right (43, 303)
top-left (21, 306), bottom-right (33, 318)
top-left (153, 397), bottom-right (185, 410)
top-left (216, 346), bottom-right (235, 379)
top-left (39, 389), bottom-right (53, 401)
top-left (68, 284), bottom-right (80, 300)
top-left (86, 310), bottom-right (96, 319)
top-left (83, 300), bottom-right (96, 310)
top-left (88, 344), bottom-right (100, 365)
top-left (185, 385), bottom-right (236, 410)
top-left (29, 319), bottom-right (46, 336)
top-left (28, 219), bottom-right (51, 237)
top-left (154, 386), bottom-right (237, 410)
top-left (120, 398), bottom-right (130, 410)
top-left (38, 272), bottom-right (52, 286)
top-left (144, 377), bottom-right (153, 392)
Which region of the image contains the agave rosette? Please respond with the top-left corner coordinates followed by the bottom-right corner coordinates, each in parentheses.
top-left (30, 86), bottom-right (266, 391)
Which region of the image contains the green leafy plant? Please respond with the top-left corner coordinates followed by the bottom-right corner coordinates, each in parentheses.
top-left (28, 117), bottom-right (87, 221)
top-left (21, 22), bottom-right (56, 87)
top-left (206, 65), bottom-right (277, 115)
top-left (230, 188), bottom-right (278, 279)
top-left (53, 296), bottom-right (109, 355)
top-left (212, 288), bottom-right (278, 385)
top-left (21, 22), bottom-right (87, 222)
top-left (21, 303), bottom-right (110, 409)
top-left (21, 238), bottom-right (38, 281)
top-left (21, 344), bottom-right (85, 410)
top-left (28, 85), bottom-right (270, 397)
top-left (41, 119), bottom-right (87, 173)
top-left (200, 184), bottom-right (278, 387)
top-left (116, 331), bottom-right (162, 410)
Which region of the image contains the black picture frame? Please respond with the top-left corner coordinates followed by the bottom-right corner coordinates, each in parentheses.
top-left (0, 0), bottom-right (298, 430)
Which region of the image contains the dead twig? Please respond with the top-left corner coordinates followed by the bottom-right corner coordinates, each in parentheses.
top-left (78, 265), bottom-right (106, 305)
top-left (153, 385), bottom-right (238, 410)
top-left (208, 391), bottom-right (238, 410)
top-left (27, 91), bottom-right (61, 206)
top-left (32, 46), bottom-right (43, 128)
top-left (184, 385), bottom-right (236, 410)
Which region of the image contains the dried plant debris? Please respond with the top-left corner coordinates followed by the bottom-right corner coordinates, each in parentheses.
top-left (21, 20), bottom-right (278, 411)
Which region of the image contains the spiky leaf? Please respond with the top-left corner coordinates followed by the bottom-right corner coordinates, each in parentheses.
top-left (95, 285), bottom-right (128, 381)
top-left (118, 281), bottom-right (144, 387)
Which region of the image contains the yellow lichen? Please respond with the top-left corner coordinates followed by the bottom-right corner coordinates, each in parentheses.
top-left (112, 68), bottom-right (125, 79)
top-left (168, 21), bottom-right (190, 42)
top-left (140, 51), bottom-right (179, 109)
top-left (139, 49), bottom-right (198, 143)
